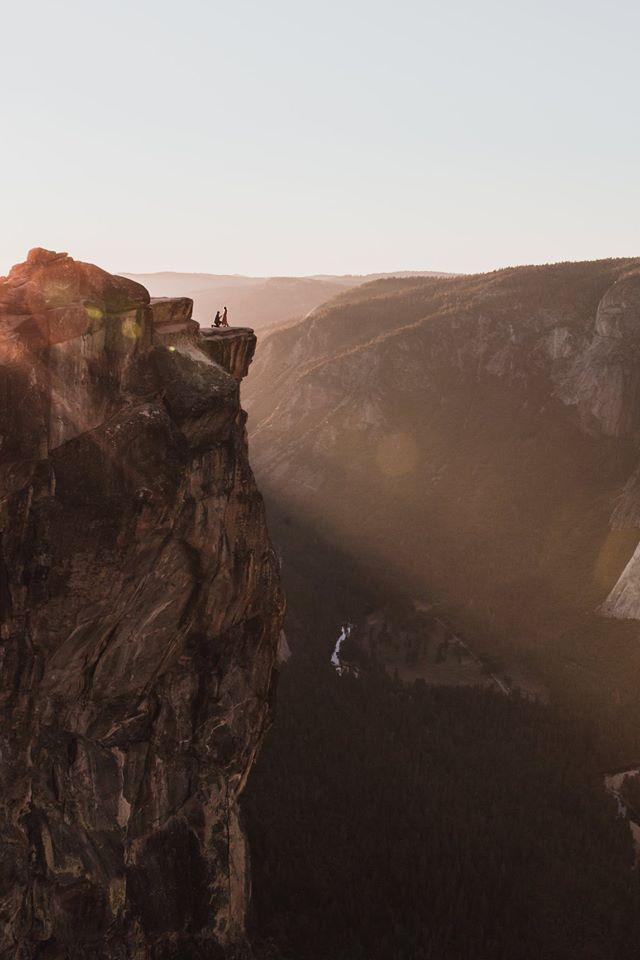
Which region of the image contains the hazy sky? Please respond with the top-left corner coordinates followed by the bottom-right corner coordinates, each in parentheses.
top-left (1, 0), bottom-right (638, 276)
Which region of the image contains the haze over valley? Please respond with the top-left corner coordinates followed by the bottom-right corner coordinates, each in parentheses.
top-left (122, 269), bottom-right (452, 331)
top-left (4, 0), bottom-right (640, 957)
top-left (245, 258), bottom-right (640, 718)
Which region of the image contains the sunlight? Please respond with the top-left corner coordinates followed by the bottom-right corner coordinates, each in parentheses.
top-left (374, 431), bottom-right (418, 478)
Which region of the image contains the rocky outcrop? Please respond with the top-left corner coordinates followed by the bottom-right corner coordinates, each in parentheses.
top-left (559, 272), bottom-right (640, 438)
top-left (0, 250), bottom-right (284, 959)
top-left (150, 296), bottom-right (200, 347)
top-left (600, 543), bottom-right (640, 619)
top-left (200, 329), bottom-right (257, 382)
top-left (558, 271), bottom-right (640, 617)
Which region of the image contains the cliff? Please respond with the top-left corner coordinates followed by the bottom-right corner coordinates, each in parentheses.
top-left (0, 249), bottom-right (284, 959)
top-left (244, 259), bottom-right (640, 703)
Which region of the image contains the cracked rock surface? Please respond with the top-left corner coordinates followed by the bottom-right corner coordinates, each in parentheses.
top-left (0, 249), bottom-right (284, 960)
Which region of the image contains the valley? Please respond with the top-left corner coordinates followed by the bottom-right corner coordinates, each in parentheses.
top-left (245, 259), bottom-right (640, 761)
top-left (4, 250), bottom-right (640, 958)
top-left (241, 258), bottom-right (640, 958)
top-left (6, 2), bottom-right (639, 957)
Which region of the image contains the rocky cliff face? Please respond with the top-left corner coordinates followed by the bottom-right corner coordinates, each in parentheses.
top-left (244, 259), bottom-right (640, 700)
top-left (0, 249), bottom-right (284, 960)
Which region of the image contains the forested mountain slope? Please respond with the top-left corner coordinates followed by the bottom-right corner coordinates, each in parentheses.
top-left (245, 666), bottom-right (640, 960)
top-left (244, 259), bottom-right (640, 749)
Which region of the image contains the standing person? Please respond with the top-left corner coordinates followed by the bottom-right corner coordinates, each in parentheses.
top-left (221, 306), bottom-right (229, 327)
top-left (212, 310), bottom-right (222, 327)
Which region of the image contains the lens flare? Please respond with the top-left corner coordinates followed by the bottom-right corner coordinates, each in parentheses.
top-left (85, 304), bottom-right (104, 322)
top-left (122, 317), bottom-right (142, 340)
top-left (375, 431), bottom-right (418, 477)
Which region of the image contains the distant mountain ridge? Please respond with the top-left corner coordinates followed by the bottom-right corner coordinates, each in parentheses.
top-left (120, 269), bottom-right (454, 330)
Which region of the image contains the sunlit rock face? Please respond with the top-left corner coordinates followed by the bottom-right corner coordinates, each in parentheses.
top-left (244, 259), bottom-right (640, 694)
top-left (600, 543), bottom-right (640, 619)
top-left (0, 250), bottom-right (284, 959)
top-left (560, 274), bottom-right (640, 438)
top-left (201, 328), bottom-right (257, 382)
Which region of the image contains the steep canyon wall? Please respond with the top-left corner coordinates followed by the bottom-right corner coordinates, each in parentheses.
top-left (0, 249), bottom-right (284, 960)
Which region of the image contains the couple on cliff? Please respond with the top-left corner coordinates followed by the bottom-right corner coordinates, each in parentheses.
top-left (212, 306), bottom-right (229, 328)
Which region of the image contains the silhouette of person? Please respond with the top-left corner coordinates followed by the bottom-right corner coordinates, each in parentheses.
top-left (221, 306), bottom-right (229, 327)
top-left (212, 311), bottom-right (222, 327)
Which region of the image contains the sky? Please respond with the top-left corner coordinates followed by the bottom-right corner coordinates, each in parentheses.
top-left (1, 0), bottom-right (639, 277)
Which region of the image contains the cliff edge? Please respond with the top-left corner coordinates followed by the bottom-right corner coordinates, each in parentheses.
top-left (0, 249), bottom-right (284, 959)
